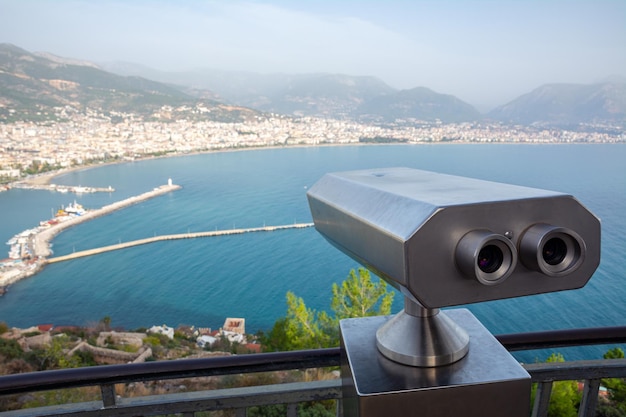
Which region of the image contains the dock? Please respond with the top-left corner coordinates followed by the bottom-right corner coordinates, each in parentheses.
top-left (32, 184), bottom-right (181, 258)
top-left (12, 183), bottom-right (116, 194)
top-left (1, 183), bottom-right (182, 289)
top-left (47, 223), bottom-right (314, 263)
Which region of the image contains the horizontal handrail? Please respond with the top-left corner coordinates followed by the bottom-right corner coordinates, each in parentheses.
top-left (496, 326), bottom-right (626, 351)
top-left (525, 358), bottom-right (626, 381)
top-left (0, 348), bottom-right (340, 396)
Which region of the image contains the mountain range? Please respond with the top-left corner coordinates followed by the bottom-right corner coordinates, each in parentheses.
top-left (1, 43), bottom-right (624, 127)
top-left (0, 44), bottom-right (257, 123)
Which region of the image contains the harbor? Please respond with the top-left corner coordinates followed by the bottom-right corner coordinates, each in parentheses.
top-left (0, 181), bottom-right (181, 290)
top-left (10, 182), bottom-right (115, 194)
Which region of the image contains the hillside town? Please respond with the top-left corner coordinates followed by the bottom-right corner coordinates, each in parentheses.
top-left (0, 105), bottom-right (623, 179)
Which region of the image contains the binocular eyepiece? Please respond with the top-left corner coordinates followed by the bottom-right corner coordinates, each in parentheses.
top-left (519, 224), bottom-right (585, 276)
top-left (455, 230), bottom-right (517, 285)
top-left (456, 224), bottom-right (586, 286)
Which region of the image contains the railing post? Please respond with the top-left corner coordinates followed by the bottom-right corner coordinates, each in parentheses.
top-left (100, 383), bottom-right (117, 408)
top-left (578, 379), bottom-right (601, 417)
top-left (531, 381), bottom-right (553, 417)
top-left (287, 402), bottom-right (298, 417)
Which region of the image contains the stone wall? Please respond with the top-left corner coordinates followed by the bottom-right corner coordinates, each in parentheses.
top-left (70, 342), bottom-right (153, 365)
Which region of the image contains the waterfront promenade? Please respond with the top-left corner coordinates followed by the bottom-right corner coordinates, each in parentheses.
top-left (47, 223), bottom-right (314, 263)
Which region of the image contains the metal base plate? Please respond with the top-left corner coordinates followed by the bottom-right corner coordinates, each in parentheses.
top-left (340, 309), bottom-right (530, 417)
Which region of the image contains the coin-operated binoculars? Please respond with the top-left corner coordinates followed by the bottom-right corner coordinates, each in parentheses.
top-left (307, 167), bottom-right (600, 417)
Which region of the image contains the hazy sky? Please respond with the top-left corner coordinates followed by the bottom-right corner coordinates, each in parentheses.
top-left (1, 0), bottom-right (625, 110)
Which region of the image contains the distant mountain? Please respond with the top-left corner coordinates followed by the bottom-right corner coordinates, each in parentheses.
top-left (0, 44), bottom-right (257, 122)
top-left (107, 61), bottom-right (626, 127)
top-left (355, 87), bottom-right (482, 123)
top-left (2, 44), bottom-right (622, 127)
top-left (243, 73), bottom-right (397, 118)
top-left (102, 63), bottom-right (485, 123)
top-left (101, 63), bottom-right (396, 119)
top-left (488, 82), bottom-right (626, 127)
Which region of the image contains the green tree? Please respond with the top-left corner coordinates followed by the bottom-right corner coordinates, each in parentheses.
top-left (331, 268), bottom-right (394, 320)
top-left (263, 292), bottom-right (335, 351)
top-left (0, 338), bottom-right (23, 361)
top-left (605, 348), bottom-right (625, 360)
top-left (263, 268), bottom-right (394, 351)
top-left (32, 336), bottom-right (81, 370)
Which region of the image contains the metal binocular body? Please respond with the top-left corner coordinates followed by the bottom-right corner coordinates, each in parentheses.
top-left (307, 167), bottom-right (600, 309)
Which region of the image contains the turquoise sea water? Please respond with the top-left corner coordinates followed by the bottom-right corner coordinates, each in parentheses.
top-left (0, 144), bottom-right (625, 362)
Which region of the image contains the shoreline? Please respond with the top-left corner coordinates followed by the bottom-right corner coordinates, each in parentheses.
top-left (13, 140), bottom-right (609, 187)
top-left (13, 144), bottom-right (335, 186)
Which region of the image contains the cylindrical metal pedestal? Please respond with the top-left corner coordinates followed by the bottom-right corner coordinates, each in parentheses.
top-left (376, 298), bottom-right (470, 367)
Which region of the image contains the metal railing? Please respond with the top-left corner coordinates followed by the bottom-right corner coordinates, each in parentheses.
top-left (1, 327), bottom-right (626, 417)
top-left (501, 326), bottom-right (626, 417)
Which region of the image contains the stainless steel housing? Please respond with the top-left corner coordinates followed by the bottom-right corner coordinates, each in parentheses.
top-left (306, 167), bottom-right (601, 309)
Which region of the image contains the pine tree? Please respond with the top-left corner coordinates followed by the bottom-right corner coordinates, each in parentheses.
top-left (262, 268), bottom-right (394, 351)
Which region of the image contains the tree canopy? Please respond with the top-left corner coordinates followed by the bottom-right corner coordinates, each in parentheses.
top-left (261, 268), bottom-right (394, 352)
top-left (331, 268), bottom-right (394, 320)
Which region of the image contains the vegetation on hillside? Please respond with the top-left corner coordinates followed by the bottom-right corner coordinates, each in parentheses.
top-left (0, 43), bottom-right (255, 123)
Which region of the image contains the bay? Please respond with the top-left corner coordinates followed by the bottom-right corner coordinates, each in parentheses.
top-left (0, 144), bottom-right (625, 362)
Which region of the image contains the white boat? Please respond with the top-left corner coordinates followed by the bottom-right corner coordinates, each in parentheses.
top-left (61, 201), bottom-right (86, 216)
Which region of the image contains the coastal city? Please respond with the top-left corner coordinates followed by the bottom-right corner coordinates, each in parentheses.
top-left (0, 104), bottom-right (623, 180)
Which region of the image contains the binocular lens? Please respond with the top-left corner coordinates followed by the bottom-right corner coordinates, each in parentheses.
top-left (542, 237), bottom-right (567, 266)
top-left (477, 245), bottom-right (504, 273)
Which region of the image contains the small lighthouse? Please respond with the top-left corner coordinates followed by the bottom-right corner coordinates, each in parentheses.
top-left (168, 178), bottom-right (172, 186)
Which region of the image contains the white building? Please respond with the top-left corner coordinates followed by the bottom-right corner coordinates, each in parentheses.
top-left (148, 324), bottom-right (175, 340)
top-left (196, 335), bottom-right (218, 348)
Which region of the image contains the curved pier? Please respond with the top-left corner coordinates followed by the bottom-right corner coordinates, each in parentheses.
top-left (47, 223), bottom-right (314, 263)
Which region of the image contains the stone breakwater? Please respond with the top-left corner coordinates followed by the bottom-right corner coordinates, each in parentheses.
top-left (0, 184), bottom-right (181, 289)
top-left (47, 223), bottom-right (314, 263)
top-left (33, 184), bottom-right (181, 258)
